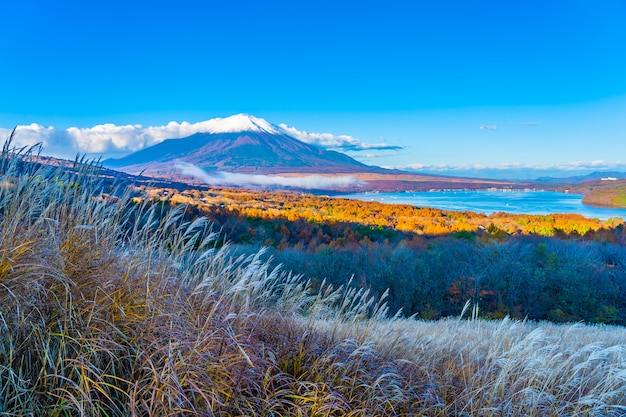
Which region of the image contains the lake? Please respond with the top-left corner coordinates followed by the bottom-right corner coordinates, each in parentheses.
top-left (335, 190), bottom-right (626, 220)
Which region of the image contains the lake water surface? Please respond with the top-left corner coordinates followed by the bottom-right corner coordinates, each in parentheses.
top-left (335, 190), bottom-right (626, 220)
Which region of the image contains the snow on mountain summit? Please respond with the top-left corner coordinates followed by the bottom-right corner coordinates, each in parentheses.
top-left (195, 114), bottom-right (279, 134)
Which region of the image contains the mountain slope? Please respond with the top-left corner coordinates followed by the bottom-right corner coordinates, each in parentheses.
top-left (104, 115), bottom-right (377, 176)
top-left (104, 114), bottom-right (519, 191)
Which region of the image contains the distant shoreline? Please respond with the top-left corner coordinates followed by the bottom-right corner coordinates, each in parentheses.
top-left (334, 190), bottom-right (626, 220)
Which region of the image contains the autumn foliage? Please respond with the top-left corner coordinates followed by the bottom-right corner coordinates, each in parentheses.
top-left (133, 186), bottom-right (626, 325)
top-left (2, 145), bottom-right (626, 416)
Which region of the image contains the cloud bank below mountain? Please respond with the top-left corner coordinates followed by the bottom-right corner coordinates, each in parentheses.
top-left (175, 161), bottom-right (363, 189)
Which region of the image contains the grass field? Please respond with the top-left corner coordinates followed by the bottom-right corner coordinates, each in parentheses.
top-left (1, 142), bottom-right (625, 416)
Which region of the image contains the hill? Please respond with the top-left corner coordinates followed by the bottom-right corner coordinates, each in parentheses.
top-left (562, 178), bottom-right (626, 208)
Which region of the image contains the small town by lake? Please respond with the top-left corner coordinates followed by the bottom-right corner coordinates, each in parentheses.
top-left (337, 190), bottom-right (626, 220)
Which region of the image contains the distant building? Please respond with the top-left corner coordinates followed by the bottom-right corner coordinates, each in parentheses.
top-left (601, 177), bottom-right (618, 181)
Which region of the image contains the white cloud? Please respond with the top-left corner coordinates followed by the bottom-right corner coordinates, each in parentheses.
top-left (480, 124), bottom-right (498, 130)
top-left (175, 161), bottom-right (363, 189)
top-left (2, 122), bottom-right (170, 158)
top-left (2, 116), bottom-right (402, 160)
top-left (521, 121), bottom-right (540, 126)
top-left (278, 124), bottom-right (403, 152)
top-left (66, 121), bottom-right (215, 155)
top-left (0, 124), bottom-right (79, 157)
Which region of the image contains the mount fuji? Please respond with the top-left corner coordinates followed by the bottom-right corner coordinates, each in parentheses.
top-left (104, 114), bottom-right (516, 191)
top-left (104, 114), bottom-right (381, 178)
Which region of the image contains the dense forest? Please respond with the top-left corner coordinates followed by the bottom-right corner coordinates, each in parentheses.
top-left (138, 186), bottom-right (626, 325)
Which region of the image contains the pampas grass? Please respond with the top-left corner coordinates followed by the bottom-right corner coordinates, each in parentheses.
top-left (1, 139), bottom-right (625, 416)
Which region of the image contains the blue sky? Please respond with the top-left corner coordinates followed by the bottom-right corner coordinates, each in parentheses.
top-left (1, 0), bottom-right (626, 178)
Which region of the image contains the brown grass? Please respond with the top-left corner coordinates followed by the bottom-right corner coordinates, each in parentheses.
top-left (1, 139), bottom-right (625, 416)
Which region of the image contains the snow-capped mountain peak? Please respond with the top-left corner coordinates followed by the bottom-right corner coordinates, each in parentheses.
top-left (195, 114), bottom-right (279, 134)
top-left (104, 113), bottom-right (374, 176)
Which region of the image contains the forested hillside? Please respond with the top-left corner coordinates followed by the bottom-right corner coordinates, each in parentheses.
top-left (563, 179), bottom-right (626, 208)
top-left (136, 186), bottom-right (626, 325)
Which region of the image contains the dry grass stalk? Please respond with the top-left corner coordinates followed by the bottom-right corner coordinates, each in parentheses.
top-left (0, 139), bottom-right (625, 416)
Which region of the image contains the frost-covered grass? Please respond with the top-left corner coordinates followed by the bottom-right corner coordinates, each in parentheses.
top-left (1, 141), bottom-right (625, 416)
top-left (308, 317), bottom-right (626, 416)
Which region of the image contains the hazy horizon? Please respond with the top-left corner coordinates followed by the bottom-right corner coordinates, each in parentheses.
top-left (3, 113), bottom-right (626, 181)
